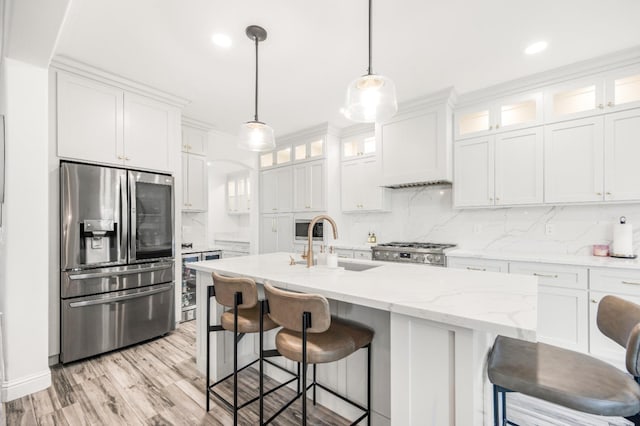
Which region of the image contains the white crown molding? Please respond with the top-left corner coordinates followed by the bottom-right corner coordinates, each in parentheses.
top-left (339, 123), bottom-right (375, 138)
top-left (457, 46), bottom-right (640, 107)
top-left (50, 55), bottom-right (191, 108)
top-left (276, 122), bottom-right (339, 146)
top-left (399, 87), bottom-right (458, 114)
top-left (182, 116), bottom-right (216, 131)
top-left (1, 369), bottom-right (51, 402)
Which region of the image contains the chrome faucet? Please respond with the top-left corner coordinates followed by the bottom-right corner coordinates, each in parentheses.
top-left (307, 215), bottom-right (338, 268)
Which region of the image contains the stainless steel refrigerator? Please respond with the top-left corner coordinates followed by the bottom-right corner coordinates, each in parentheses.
top-left (60, 162), bottom-right (176, 363)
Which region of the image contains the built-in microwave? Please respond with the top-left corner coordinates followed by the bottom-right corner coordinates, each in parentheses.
top-left (295, 219), bottom-right (323, 241)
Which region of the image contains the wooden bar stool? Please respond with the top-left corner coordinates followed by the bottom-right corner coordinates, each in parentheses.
top-left (263, 282), bottom-right (374, 425)
top-left (488, 295), bottom-right (640, 426)
top-left (206, 272), bottom-right (298, 425)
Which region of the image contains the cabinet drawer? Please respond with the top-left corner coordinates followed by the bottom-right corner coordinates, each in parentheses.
top-left (335, 249), bottom-right (354, 259)
top-left (446, 257), bottom-right (508, 273)
top-left (509, 261), bottom-right (587, 289)
top-left (353, 250), bottom-right (372, 261)
top-left (590, 268), bottom-right (640, 295)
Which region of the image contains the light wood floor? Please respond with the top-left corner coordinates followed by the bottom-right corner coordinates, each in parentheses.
top-left (1, 321), bottom-right (349, 426)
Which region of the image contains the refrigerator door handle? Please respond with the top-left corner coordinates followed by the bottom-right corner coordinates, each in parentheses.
top-left (128, 171), bottom-right (137, 262)
top-left (68, 284), bottom-right (173, 308)
top-left (120, 171), bottom-right (129, 263)
top-left (67, 263), bottom-right (173, 280)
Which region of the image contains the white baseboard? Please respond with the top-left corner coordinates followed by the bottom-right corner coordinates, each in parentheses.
top-left (1, 369), bottom-right (51, 402)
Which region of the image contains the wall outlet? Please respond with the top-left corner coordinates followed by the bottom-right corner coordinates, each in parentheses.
top-left (545, 224), bottom-right (554, 236)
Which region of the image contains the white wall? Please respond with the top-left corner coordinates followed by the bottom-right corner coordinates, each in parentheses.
top-left (0, 58), bottom-right (51, 401)
top-left (333, 185), bottom-right (640, 255)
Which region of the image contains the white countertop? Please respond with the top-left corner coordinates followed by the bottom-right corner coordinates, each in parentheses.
top-left (448, 248), bottom-right (640, 270)
top-left (181, 245), bottom-right (223, 255)
top-left (189, 252), bottom-right (537, 340)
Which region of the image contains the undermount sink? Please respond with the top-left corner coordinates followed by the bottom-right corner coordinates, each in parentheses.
top-left (294, 260), bottom-right (380, 272)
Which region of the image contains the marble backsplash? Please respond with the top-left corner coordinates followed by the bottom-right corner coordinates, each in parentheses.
top-left (338, 186), bottom-right (640, 256)
top-left (182, 212), bottom-right (207, 247)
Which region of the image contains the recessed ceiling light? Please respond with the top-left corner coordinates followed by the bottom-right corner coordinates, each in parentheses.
top-left (524, 41), bottom-right (548, 55)
top-left (211, 33), bottom-right (232, 48)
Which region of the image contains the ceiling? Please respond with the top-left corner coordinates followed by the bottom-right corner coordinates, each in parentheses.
top-left (55, 0), bottom-right (640, 136)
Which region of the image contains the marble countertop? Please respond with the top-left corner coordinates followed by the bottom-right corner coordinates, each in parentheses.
top-left (189, 252), bottom-right (537, 340)
top-left (447, 249), bottom-right (640, 270)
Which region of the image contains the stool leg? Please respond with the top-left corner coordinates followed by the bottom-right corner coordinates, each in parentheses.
top-left (297, 362), bottom-right (301, 393)
top-left (312, 364), bottom-right (317, 406)
top-left (233, 294), bottom-right (239, 426)
top-left (501, 388), bottom-right (507, 426)
top-left (206, 289), bottom-right (211, 412)
top-left (493, 385), bottom-right (499, 426)
top-left (302, 312), bottom-right (309, 426)
top-left (367, 343), bottom-right (371, 426)
top-left (259, 300), bottom-right (264, 425)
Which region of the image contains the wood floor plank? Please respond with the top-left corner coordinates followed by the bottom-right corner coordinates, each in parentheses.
top-left (3, 398), bottom-right (36, 426)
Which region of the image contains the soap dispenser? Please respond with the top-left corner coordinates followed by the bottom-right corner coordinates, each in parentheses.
top-left (371, 232), bottom-right (377, 244)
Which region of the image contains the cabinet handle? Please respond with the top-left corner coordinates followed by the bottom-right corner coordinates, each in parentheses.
top-left (495, 197), bottom-right (500, 201)
top-left (489, 125), bottom-right (493, 130)
top-left (622, 281), bottom-right (640, 286)
top-left (272, 208), bottom-right (277, 211)
top-left (495, 123), bottom-right (500, 129)
top-left (117, 155), bottom-right (123, 160)
top-left (607, 101), bottom-right (614, 108)
top-left (606, 192), bottom-right (612, 196)
top-left (596, 192), bottom-right (602, 196)
top-left (598, 104), bottom-right (604, 109)
top-left (533, 273), bottom-right (558, 278)
top-left (489, 197), bottom-right (493, 201)
top-left (591, 299), bottom-right (598, 304)
top-left (466, 267), bottom-right (486, 271)
top-left (125, 157), bottom-right (131, 161)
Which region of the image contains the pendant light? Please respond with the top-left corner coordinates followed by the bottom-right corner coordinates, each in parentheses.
top-left (238, 25), bottom-right (275, 152)
top-left (343, 0), bottom-right (397, 123)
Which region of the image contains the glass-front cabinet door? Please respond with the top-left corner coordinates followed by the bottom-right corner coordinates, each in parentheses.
top-left (454, 104), bottom-right (493, 139)
top-left (545, 77), bottom-right (605, 122)
top-left (341, 132), bottom-right (376, 160)
top-left (181, 254), bottom-right (200, 321)
top-left (129, 171), bottom-right (174, 262)
top-left (606, 65), bottom-right (640, 112)
top-left (293, 139), bottom-right (324, 162)
top-left (496, 92), bottom-right (543, 132)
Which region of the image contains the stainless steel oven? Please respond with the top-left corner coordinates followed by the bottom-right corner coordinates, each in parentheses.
top-left (295, 219), bottom-right (323, 241)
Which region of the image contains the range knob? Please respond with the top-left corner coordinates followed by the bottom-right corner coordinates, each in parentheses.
top-left (433, 255), bottom-right (442, 263)
top-left (415, 255), bottom-right (424, 263)
top-left (426, 254), bottom-right (435, 263)
top-left (392, 253), bottom-right (399, 259)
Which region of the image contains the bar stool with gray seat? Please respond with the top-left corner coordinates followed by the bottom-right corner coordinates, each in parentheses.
top-left (488, 295), bottom-right (640, 426)
top-left (206, 272), bottom-right (298, 425)
top-left (263, 282), bottom-right (374, 425)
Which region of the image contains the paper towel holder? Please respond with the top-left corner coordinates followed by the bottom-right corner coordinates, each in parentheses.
top-left (611, 216), bottom-right (638, 259)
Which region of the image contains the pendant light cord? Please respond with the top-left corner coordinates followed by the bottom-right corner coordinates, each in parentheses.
top-left (254, 36), bottom-right (259, 122)
top-left (367, 0), bottom-right (373, 75)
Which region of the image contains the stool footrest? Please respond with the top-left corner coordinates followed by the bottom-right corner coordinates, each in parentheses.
top-left (208, 325), bottom-right (223, 332)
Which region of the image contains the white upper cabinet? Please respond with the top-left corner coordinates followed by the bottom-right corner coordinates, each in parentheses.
top-left (604, 109), bottom-right (640, 201)
top-left (453, 136), bottom-right (494, 207)
top-left (260, 167), bottom-right (293, 213)
top-left (454, 91), bottom-right (543, 140)
top-left (293, 160), bottom-right (325, 212)
top-left (181, 126), bottom-right (208, 156)
top-left (124, 93), bottom-right (176, 172)
top-left (182, 153), bottom-right (207, 211)
top-left (341, 157), bottom-right (389, 212)
top-left (293, 138), bottom-right (324, 162)
top-left (227, 172), bottom-right (250, 215)
top-left (494, 127), bottom-right (544, 205)
top-left (57, 72), bottom-right (124, 166)
top-left (342, 132), bottom-right (377, 161)
top-left (544, 117), bottom-right (604, 203)
top-left (605, 65), bottom-right (640, 113)
top-left (379, 93), bottom-right (453, 186)
top-left (56, 72), bottom-right (178, 173)
top-left (545, 77), bottom-right (605, 123)
top-left (260, 214), bottom-right (293, 254)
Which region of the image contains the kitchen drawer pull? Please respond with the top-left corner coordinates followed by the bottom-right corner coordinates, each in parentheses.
top-left (69, 284), bottom-right (172, 307)
top-left (68, 263), bottom-right (173, 280)
top-left (466, 267), bottom-right (486, 271)
top-left (533, 273), bottom-right (558, 278)
top-left (622, 280), bottom-right (640, 286)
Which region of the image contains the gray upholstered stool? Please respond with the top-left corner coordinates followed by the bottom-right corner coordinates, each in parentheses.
top-left (488, 295), bottom-right (640, 426)
top-left (263, 282), bottom-right (374, 425)
top-left (206, 272), bottom-right (297, 425)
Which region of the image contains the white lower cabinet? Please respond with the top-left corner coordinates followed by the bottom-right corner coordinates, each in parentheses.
top-left (446, 257), bottom-right (509, 273)
top-left (260, 215), bottom-right (293, 254)
top-left (509, 262), bottom-right (588, 352)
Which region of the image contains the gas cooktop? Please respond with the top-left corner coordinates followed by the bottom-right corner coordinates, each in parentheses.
top-left (372, 242), bottom-right (456, 266)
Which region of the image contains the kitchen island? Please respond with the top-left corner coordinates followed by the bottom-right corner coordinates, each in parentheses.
top-left (189, 253), bottom-right (537, 425)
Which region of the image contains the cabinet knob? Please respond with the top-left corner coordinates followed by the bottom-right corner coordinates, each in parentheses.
top-left (598, 104), bottom-right (604, 109)
top-left (117, 155), bottom-right (123, 160)
top-left (596, 192), bottom-right (602, 196)
top-left (489, 197), bottom-right (493, 201)
top-left (607, 101), bottom-right (614, 108)
top-left (495, 197), bottom-right (500, 201)
top-left (606, 192), bottom-right (612, 196)
top-left (591, 299), bottom-right (598, 304)
top-left (125, 157), bottom-right (130, 161)
top-left (272, 208), bottom-right (277, 211)
top-left (489, 125), bottom-right (493, 130)
top-left (495, 123), bottom-right (500, 129)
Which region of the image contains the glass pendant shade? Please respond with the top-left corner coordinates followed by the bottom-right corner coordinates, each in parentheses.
top-left (237, 120), bottom-right (275, 152)
top-left (344, 74), bottom-right (398, 123)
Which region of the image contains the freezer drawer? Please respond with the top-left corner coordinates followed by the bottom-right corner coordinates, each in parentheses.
top-left (61, 261), bottom-right (174, 298)
top-left (61, 283), bottom-right (175, 363)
